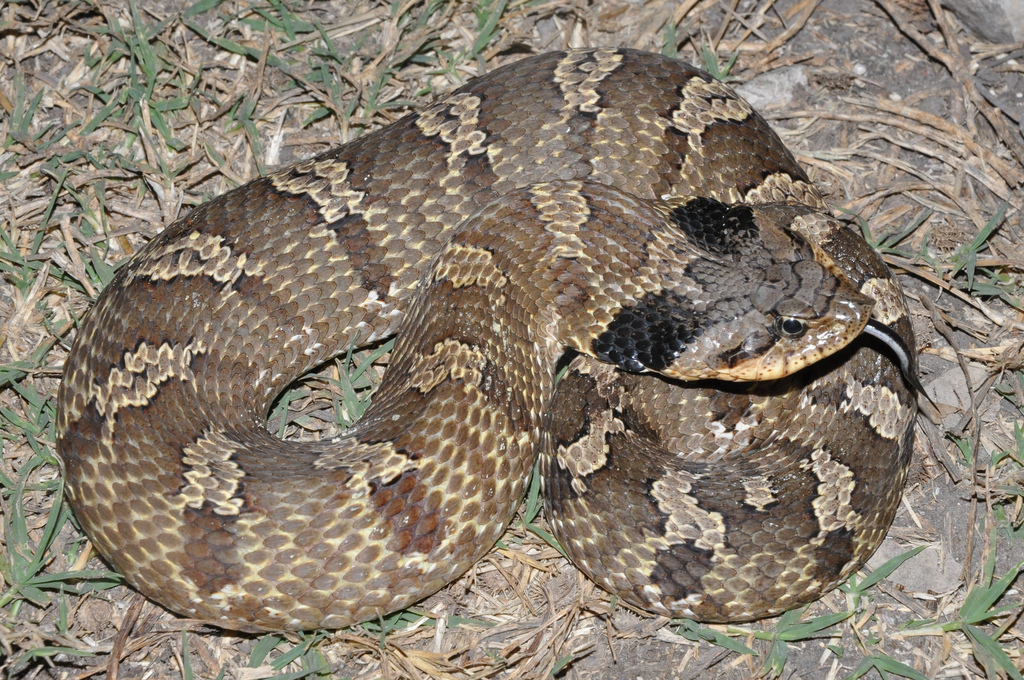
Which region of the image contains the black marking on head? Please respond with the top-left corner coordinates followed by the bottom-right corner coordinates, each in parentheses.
top-left (594, 290), bottom-right (708, 372)
top-left (669, 198), bottom-right (758, 257)
top-left (714, 330), bottom-right (775, 370)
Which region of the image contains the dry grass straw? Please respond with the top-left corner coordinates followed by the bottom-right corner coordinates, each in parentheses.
top-left (1, 0), bottom-right (1022, 678)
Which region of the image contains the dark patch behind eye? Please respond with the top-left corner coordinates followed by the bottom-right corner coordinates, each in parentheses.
top-left (594, 290), bottom-right (709, 372)
top-left (669, 198), bottom-right (757, 257)
top-left (716, 329), bottom-right (775, 369)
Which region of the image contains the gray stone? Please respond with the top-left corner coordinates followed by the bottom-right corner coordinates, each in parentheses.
top-left (735, 66), bottom-right (808, 110)
top-left (942, 0), bottom-right (1024, 43)
top-left (924, 364), bottom-right (989, 430)
top-left (867, 541), bottom-right (963, 596)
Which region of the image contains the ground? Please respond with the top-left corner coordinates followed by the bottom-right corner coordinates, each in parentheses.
top-left (1, 0), bottom-right (1023, 679)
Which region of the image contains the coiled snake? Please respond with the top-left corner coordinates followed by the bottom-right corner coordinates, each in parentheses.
top-left (56, 49), bottom-right (918, 632)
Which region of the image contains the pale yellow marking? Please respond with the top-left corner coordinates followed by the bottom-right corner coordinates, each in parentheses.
top-left (92, 339), bottom-right (206, 418)
top-left (527, 182), bottom-right (589, 257)
top-left (269, 156), bottom-right (423, 346)
top-left (433, 244), bottom-right (508, 290)
top-left (860, 277), bottom-right (907, 325)
top-left (801, 448), bottom-right (858, 536)
top-left (312, 440), bottom-right (416, 484)
top-left (515, 50), bottom-right (624, 182)
top-left (416, 92), bottom-right (488, 191)
top-left (270, 157), bottom-right (366, 225)
top-left (673, 77), bottom-right (755, 129)
top-left (408, 338), bottom-right (488, 394)
top-left (554, 406), bottom-right (623, 496)
top-left (665, 80), bottom-right (827, 210)
top-left (553, 49), bottom-right (624, 114)
top-left (842, 382), bottom-right (912, 440)
top-left (667, 77), bottom-right (761, 204)
top-left (176, 431), bottom-right (247, 516)
top-left (416, 93), bottom-right (488, 157)
top-left (132, 232), bottom-right (255, 285)
top-left (741, 475), bottom-right (777, 511)
top-left (744, 172), bottom-right (826, 210)
top-left (651, 469), bottom-right (726, 553)
top-left (787, 211), bottom-right (836, 241)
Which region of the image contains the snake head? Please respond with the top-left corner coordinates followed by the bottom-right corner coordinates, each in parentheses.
top-left (707, 258), bottom-right (874, 381)
top-left (592, 200), bottom-right (876, 383)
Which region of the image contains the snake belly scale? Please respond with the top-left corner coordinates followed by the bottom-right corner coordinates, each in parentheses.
top-left (56, 49), bottom-right (917, 632)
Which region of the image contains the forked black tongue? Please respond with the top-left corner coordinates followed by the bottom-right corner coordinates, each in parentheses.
top-left (861, 319), bottom-right (924, 394)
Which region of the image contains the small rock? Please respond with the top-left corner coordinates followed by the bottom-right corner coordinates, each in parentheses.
top-left (867, 541), bottom-right (963, 596)
top-left (77, 597), bottom-right (120, 633)
top-left (941, 0), bottom-right (1024, 43)
top-left (735, 66), bottom-right (808, 110)
top-left (924, 364), bottom-right (988, 430)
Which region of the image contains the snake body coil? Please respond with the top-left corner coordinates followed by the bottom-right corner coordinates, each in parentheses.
top-left (56, 49), bottom-right (916, 632)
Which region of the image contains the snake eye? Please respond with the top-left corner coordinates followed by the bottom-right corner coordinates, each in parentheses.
top-left (774, 316), bottom-right (807, 338)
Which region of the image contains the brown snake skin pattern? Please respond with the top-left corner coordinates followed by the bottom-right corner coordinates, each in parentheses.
top-left (56, 49), bottom-right (917, 632)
